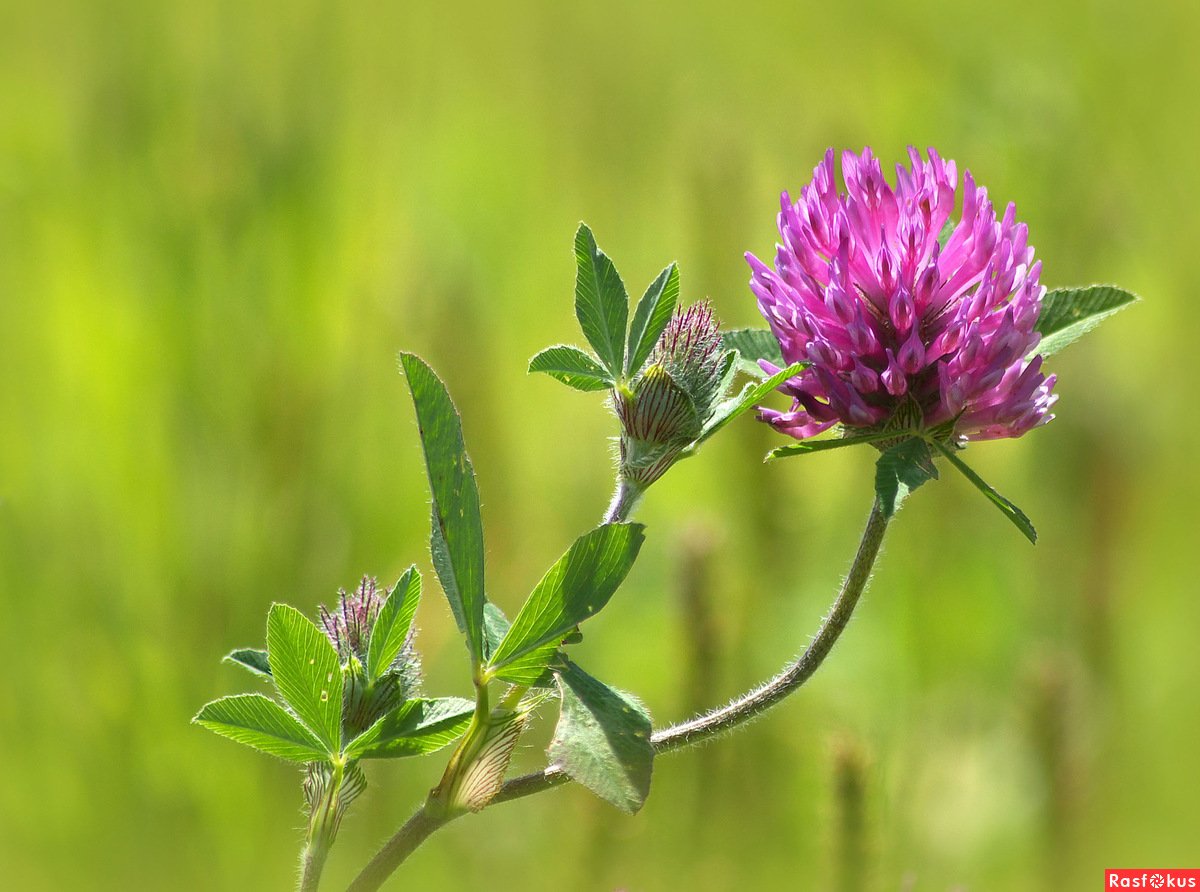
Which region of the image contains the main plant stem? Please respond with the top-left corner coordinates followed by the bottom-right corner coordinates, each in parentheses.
top-left (299, 840), bottom-right (331, 892)
top-left (346, 497), bottom-right (889, 891)
top-left (300, 761), bottom-right (346, 892)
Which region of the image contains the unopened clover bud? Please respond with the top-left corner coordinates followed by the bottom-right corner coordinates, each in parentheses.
top-left (318, 576), bottom-right (421, 737)
top-left (615, 302), bottom-right (729, 489)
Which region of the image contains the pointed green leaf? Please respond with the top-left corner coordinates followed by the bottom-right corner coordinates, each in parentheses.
top-left (344, 697), bottom-right (475, 759)
top-left (193, 694), bottom-right (328, 762)
top-left (399, 353), bottom-right (486, 664)
top-left (366, 567), bottom-right (422, 682)
top-left (574, 224), bottom-right (629, 378)
top-left (1033, 285), bottom-right (1139, 358)
top-left (874, 437), bottom-right (938, 518)
top-left (930, 440), bottom-right (1037, 544)
top-left (266, 604), bottom-right (343, 754)
top-left (487, 524), bottom-right (645, 679)
top-left (489, 642), bottom-right (565, 686)
top-left (696, 361), bottom-right (808, 445)
top-left (482, 604), bottom-right (560, 686)
top-left (550, 661), bottom-right (653, 814)
top-left (482, 602), bottom-right (510, 662)
top-left (223, 648), bottom-right (272, 678)
top-left (528, 345), bottom-right (614, 392)
top-left (721, 328), bottom-right (785, 377)
top-left (768, 428), bottom-right (903, 460)
top-left (625, 263), bottom-right (680, 376)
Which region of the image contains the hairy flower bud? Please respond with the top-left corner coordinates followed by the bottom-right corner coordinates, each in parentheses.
top-left (319, 576), bottom-right (421, 737)
top-left (614, 302), bottom-right (731, 488)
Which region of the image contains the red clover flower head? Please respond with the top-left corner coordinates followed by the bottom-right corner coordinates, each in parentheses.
top-left (747, 147), bottom-right (1057, 443)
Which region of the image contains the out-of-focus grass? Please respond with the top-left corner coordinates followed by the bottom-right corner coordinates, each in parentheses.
top-left (1, 1), bottom-right (1197, 889)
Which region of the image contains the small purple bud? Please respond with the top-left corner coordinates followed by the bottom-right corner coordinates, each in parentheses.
top-left (897, 329), bottom-right (926, 374)
top-left (881, 349), bottom-right (908, 396)
top-left (889, 288), bottom-right (916, 336)
top-left (849, 359), bottom-right (880, 394)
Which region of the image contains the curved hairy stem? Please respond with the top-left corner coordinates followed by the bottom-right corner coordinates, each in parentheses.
top-left (344, 806), bottom-right (458, 892)
top-left (494, 498), bottom-right (888, 802)
top-left (347, 497), bottom-right (889, 890)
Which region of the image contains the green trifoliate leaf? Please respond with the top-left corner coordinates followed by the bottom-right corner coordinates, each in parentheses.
top-left (482, 602), bottom-right (510, 662)
top-left (365, 566), bottom-right (421, 682)
top-left (481, 603), bottom-right (561, 686)
top-left (874, 437), bottom-right (938, 518)
top-left (488, 642), bottom-right (566, 687)
top-left (549, 662), bottom-right (653, 814)
top-left (768, 428), bottom-right (904, 460)
top-left (528, 345), bottom-right (614, 392)
top-left (1033, 284), bottom-right (1139, 358)
top-left (695, 361), bottom-right (808, 446)
top-left (399, 352), bottom-right (487, 665)
top-left (344, 697), bottom-right (475, 759)
top-left (930, 440), bottom-right (1037, 544)
top-left (625, 263), bottom-right (680, 377)
top-left (574, 224), bottom-right (629, 378)
top-left (487, 524), bottom-right (646, 681)
top-left (266, 603), bottom-right (343, 754)
top-left (223, 647), bottom-right (272, 679)
top-left (721, 328), bottom-right (785, 377)
top-left (193, 693), bottom-right (328, 762)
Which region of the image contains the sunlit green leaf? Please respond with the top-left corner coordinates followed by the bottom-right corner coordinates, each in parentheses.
top-left (266, 604), bottom-right (343, 754)
top-left (528, 345), bottom-right (614, 392)
top-left (366, 566), bottom-right (421, 682)
top-left (721, 328), bottom-right (784, 377)
top-left (223, 648), bottom-right (272, 679)
top-left (696, 361), bottom-right (807, 444)
top-left (193, 694), bottom-right (328, 763)
top-left (344, 697), bottom-right (475, 759)
top-left (399, 353), bottom-right (487, 665)
top-left (625, 263), bottom-right (680, 377)
top-left (1034, 285), bottom-right (1139, 357)
top-left (574, 224), bottom-right (629, 378)
top-left (549, 661), bottom-right (653, 814)
top-left (487, 524), bottom-right (645, 680)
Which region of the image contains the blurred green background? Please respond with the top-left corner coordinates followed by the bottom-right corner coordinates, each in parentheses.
top-left (2, 0), bottom-right (1197, 889)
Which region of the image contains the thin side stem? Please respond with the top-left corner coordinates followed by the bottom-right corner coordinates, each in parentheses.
top-left (495, 498), bottom-right (888, 800)
top-left (653, 499), bottom-right (888, 750)
top-left (348, 498), bottom-right (890, 889)
top-left (344, 807), bottom-right (458, 892)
